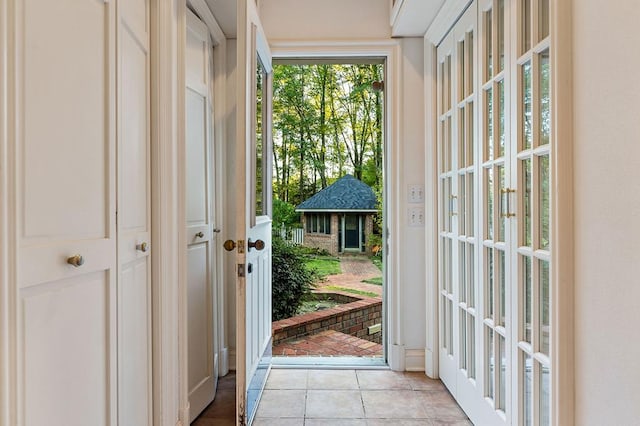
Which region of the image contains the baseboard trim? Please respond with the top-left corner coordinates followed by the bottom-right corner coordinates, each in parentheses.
top-left (405, 349), bottom-right (425, 372)
top-left (228, 348), bottom-right (236, 371)
top-left (425, 346), bottom-right (438, 378)
top-left (219, 347), bottom-right (229, 376)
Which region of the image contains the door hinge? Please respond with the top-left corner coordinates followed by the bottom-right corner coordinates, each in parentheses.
top-left (237, 263), bottom-right (245, 277)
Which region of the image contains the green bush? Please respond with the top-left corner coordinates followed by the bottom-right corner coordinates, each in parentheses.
top-left (272, 237), bottom-right (316, 321)
top-left (272, 199), bottom-right (300, 231)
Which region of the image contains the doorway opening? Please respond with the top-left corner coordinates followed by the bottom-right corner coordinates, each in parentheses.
top-left (269, 60), bottom-right (387, 365)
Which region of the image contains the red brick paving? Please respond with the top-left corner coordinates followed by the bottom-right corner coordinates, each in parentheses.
top-left (318, 255), bottom-right (383, 297)
top-left (272, 329), bottom-right (383, 357)
top-left (273, 256), bottom-right (384, 358)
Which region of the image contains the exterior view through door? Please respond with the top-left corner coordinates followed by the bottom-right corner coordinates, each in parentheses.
top-left (270, 61), bottom-right (386, 361)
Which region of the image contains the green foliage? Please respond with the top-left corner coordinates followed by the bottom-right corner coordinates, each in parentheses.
top-left (272, 63), bottom-right (384, 206)
top-left (272, 199), bottom-right (300, 231)
top-left (303, 256), bottom-right (341, 279)
top-left (369, 255), bottom-right (383, 271)
top-left (362, 277), bottom-right (383, 286)
top-left (272, 238), bottom-right (316, 321)
top-left (323, 286), bottom-right (378, 298)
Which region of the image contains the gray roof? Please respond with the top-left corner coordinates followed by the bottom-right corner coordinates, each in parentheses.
top-left (296, 175), bottom-right (377, 211)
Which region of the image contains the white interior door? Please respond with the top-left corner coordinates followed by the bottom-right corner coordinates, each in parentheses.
top-left (186, 10), bottom-right (219, 422)
top-left (15, 1), bottom-right (117, 424)
top-left (234, 1), bottom-right (273, 424)
top-left (117, 0), bottom-right (152, 424)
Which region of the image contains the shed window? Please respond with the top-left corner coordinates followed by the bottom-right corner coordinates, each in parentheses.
top-left (307, 214), bottom-right (331, 234)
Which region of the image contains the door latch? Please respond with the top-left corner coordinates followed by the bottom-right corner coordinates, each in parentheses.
top-left (237, 263), bottom-right (245, 277)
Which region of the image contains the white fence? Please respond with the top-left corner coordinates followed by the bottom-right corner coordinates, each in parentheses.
top-left (279, 226), bottom-right (304, 245)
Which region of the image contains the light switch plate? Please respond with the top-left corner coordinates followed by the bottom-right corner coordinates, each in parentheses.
top-left (408, 207), bottom-right (425, 227)
top-left (408, 184), bottom-right (424, 203)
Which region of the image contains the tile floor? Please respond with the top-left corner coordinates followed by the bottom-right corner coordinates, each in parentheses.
top-left (192, 369), bottom-right (472, 426)
top-left (254, 369), bottom-right (472, 426)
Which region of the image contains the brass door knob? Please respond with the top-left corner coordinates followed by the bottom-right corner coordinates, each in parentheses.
top-left (136, 242), bottom-right (149, 252)
top-left (248, 239), bottom-right (265, 251)
top-left (67, 254), bottom-right (84, 267)
top-left (195, 232), bottom-right (205, 238)
top-left (223, 240), bottom-right (237, 251)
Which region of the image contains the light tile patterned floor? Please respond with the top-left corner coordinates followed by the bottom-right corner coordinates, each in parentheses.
top-left (254, 369), bottom-right (473, 426)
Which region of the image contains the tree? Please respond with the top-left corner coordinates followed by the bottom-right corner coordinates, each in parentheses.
top-left (272, 63), bottom-right (385, 206)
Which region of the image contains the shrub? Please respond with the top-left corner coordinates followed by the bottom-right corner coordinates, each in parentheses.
top-left (272, 199), bottom-right (300, 231)
top-left (272, 237), bottom-right (316, 321)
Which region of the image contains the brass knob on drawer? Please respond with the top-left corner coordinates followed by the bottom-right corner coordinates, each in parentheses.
top-left (195, 232), bottom-right (205, 238)
top-left (136, 242), bottom-right (149, 252)
top-left (67, 254), bottom-right (84, 267)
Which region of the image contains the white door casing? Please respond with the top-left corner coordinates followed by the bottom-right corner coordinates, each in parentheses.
top-left (236, 0), bottom-right (273, 424)
top-left (185, 9), bottom-right (219, 422)
top-left (13, 1), bottom-right (117, 425)
top-left (117, 0), bottom-right (153, 424)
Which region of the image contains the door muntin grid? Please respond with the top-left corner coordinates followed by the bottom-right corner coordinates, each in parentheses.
top-left (436, 1), bottom-right (552, 424)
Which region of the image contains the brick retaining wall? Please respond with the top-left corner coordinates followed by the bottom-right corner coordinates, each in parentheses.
top-left (272, 292), bottom-right (383, 345)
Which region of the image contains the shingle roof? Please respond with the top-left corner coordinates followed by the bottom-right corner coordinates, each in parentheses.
top-left (296, 175), bottom-right (377, 211)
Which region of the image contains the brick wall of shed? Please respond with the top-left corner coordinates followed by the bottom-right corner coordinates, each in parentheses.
top-left (302, 213), bottom-right (339, 255)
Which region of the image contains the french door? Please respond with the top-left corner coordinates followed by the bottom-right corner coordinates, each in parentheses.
top-left (233, 0), bottom-right (274, 424)
top-left (437, 0), bottom-right (552, 424)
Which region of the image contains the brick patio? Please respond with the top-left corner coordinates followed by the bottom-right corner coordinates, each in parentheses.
top-left (272, 329), bottom-right (383, 356)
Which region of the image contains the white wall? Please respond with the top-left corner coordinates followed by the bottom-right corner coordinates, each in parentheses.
top-left (259, 0), bottom-right (428, 369)
top-left (260, 0), bottom-right (391, 41)
top-left (398, 38), bottom-right (427, 364)
top-left (573, 0), bottom-right (640, 423)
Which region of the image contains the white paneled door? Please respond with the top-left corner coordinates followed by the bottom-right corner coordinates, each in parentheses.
top-left (234, 0), bottom-right (274, 424)
top-left (15, 1), bottom-right (117, 425)
top-left (117, 0), bottom-right (152, 425)
top-left (10, 0), bottom-right (152, 425)
top-left (186, 10), bottom-right (219, 422)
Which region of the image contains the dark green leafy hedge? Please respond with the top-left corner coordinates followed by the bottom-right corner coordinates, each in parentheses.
top-left (272, 238), bottom-right (316, 321)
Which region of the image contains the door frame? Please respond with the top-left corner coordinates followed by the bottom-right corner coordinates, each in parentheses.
top-left (423, 0), bottom-right (575, 425)
top-left (270, 40), bottom-right (402, 369)
top-left (152, 0), bottom-right (229, 422)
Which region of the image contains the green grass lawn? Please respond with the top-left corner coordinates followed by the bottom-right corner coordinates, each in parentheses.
top-left (362, 277), bottom-right (383, 286)
top-left (370, 255), bottom-right (383, 271)
top-left (303, 256), bottom-right (341, 279)
top-left (323, 286), bottom-right (378, 298)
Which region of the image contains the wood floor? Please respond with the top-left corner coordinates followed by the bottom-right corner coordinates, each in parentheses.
top-left (192, 372), bottom-right (236, 426)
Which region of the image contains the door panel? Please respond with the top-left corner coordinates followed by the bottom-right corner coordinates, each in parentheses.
top-left (117, 0), bottom-right (152, 424)
top-left (236, 1), bottom-right (273, 423)
top-left (23, 273), bottom-right (110, 426)
top-left (16, 1), bottom-right (117, 425)
top-left (22, 0), bottom-right (110, 242)
top-left (186, 11), bottom-right (218, 421)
